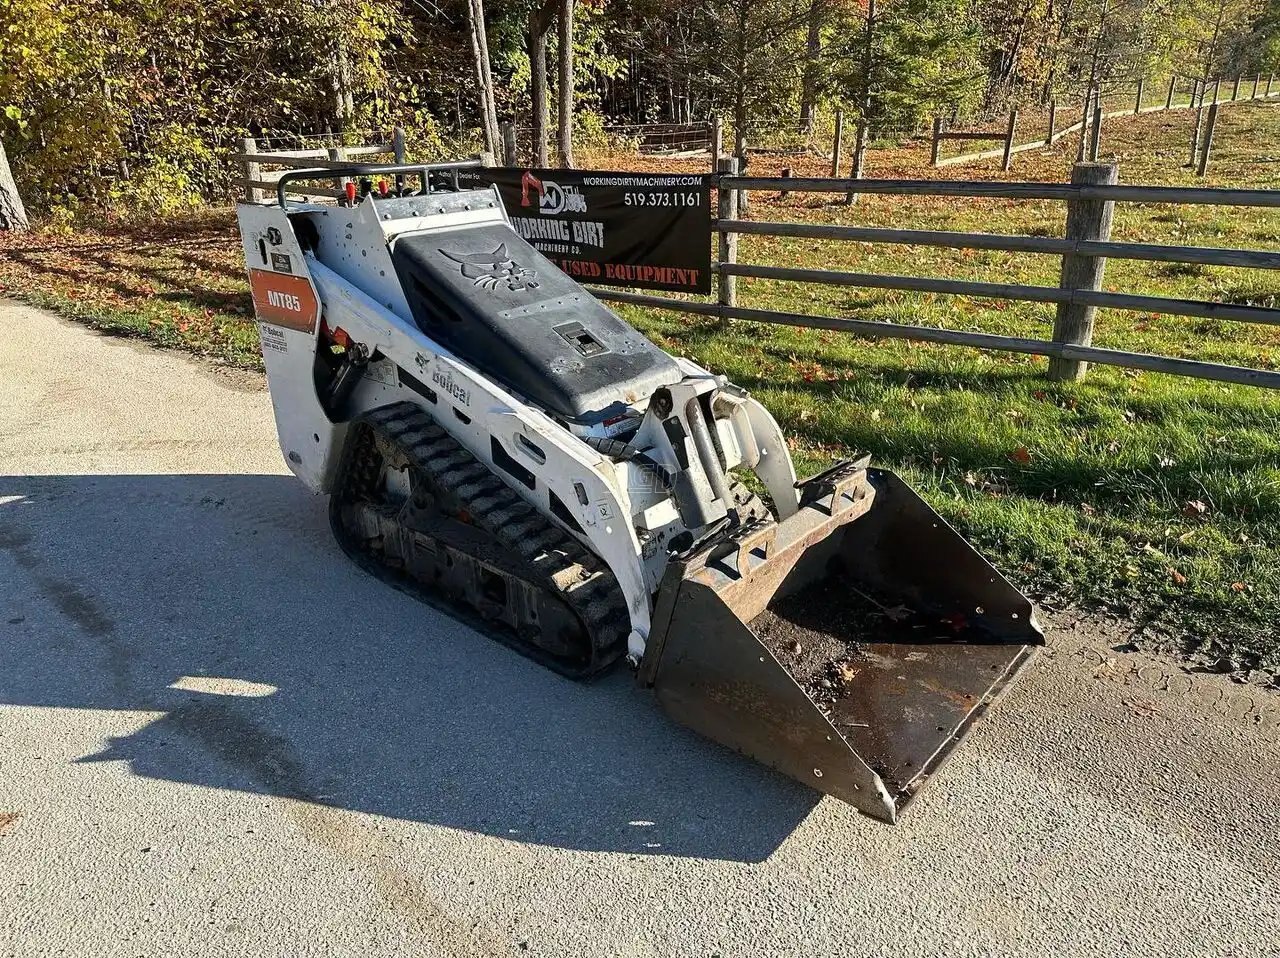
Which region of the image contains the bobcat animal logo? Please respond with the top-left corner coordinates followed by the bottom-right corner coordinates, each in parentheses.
top-left (440, 244), bottom-right (540, 292)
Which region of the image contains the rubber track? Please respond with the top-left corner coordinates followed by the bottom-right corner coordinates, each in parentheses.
top-left (331, 401), bottom-right (631, 678)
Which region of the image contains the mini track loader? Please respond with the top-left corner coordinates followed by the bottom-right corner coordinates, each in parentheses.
top-left (237, 161), bottom-right (1043, 822)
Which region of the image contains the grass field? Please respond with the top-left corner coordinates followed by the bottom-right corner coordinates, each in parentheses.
top-left (3, 102), bottom-right (1279, 672)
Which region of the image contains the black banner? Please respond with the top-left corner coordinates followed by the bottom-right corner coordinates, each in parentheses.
top-left (455, 167), bottom-right (713, 294)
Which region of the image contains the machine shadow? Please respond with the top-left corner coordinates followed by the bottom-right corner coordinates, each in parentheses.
top-left (0, 472), bottom-right (820, 863)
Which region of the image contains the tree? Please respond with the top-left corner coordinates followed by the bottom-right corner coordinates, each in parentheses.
top-left (527, 0), bottom-right (558, 166)
top-left (558, 0), bottom-right (577, 166)
top-left (0, 137), bottom-right (29, 230)
top-left (800, 0), bottom-right (830, 129)
top-left (826, 0), bottom-right (983, 190)
top-left (468, 0), bottom-right (501, 155)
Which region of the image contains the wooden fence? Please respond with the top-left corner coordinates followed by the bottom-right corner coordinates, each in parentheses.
top-left (933, 74), bottom-right (1279, 170)
top-left (234, 129), bottom-right (407, 203)
top-left (592, 160), bottom-right (1280, 389)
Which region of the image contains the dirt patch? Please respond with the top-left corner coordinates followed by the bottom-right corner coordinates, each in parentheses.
top-left (0, 811), bottom-right (21, 836)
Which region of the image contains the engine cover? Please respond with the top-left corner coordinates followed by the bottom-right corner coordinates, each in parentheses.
top-left (391, 224), bottom-right (681, 422)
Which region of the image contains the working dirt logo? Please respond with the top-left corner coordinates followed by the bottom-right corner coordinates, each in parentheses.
top-left (521, 170), bottom-right (587, 214)
top-left (440, 245), bottom-right (541, 292)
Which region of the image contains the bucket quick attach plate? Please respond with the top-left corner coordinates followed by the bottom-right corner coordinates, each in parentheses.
top-left (640, 461), bottom-right (1043, 822)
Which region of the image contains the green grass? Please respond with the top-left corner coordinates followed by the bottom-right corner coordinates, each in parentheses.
top-left (3, 103), bottom-right (1280, 667)
top-left (619, 104), bottom-right (1280, 668)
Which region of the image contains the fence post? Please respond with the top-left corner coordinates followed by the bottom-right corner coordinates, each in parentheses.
top-left (930, 116), bottom-right (942, 166)
top-left (1269, 73), bottom-right (1275, 97)
top-left (1231, 76), bottom-right (1241, 100)
top-left (833, 109), bottom-right (845, 175)
top-left (1252, 74), bottom-right (1261, 99)
top-left (1048, 161), bottom-right (1118, 382)
top-left (500, 122), bottom-right (517, 166)
top-left (1166, 76), bottom-right (1176, 110)
top-left (1089, 100), bottom-right (1103, 160)
top-left (239, 136), bottom-right (263, 204)
top-left (1134, 78), bottom-right (1144, 113)
top-left (392, 126), bottom-right (406, 164)
top-left (1002, 109), bottom-right (1018, 170)
top-left (1197, 102), bottom-right (1219, 178)
top-left (779, 167), bottom-right (792, 199)
top-left (711, 113), bottom-right (723, 163)
top-left (716, 156), bottom-right (740, 310)
top-left (1046, 100), bottom-right (1056, 145)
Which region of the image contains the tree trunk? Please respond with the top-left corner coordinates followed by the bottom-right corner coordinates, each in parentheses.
top-left (1191, 2), bottom-right (1226, 165)
top-left (528, 2), bottom-right (555, 167)
top-left (732, 0), bottom-right (750, 161)
top-left (558, 0), bottom-right (576, 167)
top-left (333, 35), bottom-right (355, 130)
top-left (0, 138), bottom-right (29, 232)
top-left (847, 0), bottom-right (875, 204)
top-left (468, 0), bottom-right (501, 155)
top-left (799, 0), bottom-right (826, 131)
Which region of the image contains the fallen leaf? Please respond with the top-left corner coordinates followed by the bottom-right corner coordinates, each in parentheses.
top-left (1009, 445), bottom-right (1032, 465)
top-left (1182, 499), bottom-right (1208, 518)
top-left (1231, 582), bottom-right (1246, 592)
top-left (1169, 568), bottom-right (1187, 585)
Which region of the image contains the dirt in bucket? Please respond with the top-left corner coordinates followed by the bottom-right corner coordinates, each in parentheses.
top-left (750, 570), bottom-right (1027, 796)
top-left (750, 572), bottom-right (983, 707)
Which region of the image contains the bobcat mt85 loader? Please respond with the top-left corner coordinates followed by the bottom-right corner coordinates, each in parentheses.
top-left (237, 161), bottom-right (1043, 822)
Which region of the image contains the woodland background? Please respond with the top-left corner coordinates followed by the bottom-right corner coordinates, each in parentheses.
top-left (2, 0), bottom-right (1280, 221)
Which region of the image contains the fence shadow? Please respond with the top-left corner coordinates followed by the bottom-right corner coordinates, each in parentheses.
top-left (0, 472), bottom-right (819, 862)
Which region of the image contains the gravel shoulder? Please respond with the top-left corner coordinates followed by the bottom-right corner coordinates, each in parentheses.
top-left (2, 301), bottom-right (1278, 958)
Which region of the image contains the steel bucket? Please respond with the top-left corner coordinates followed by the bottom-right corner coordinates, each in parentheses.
top-left (639, 460), bottom-right (1043, 822)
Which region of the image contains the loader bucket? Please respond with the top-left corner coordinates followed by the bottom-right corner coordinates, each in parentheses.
top-left (640, 460), bottom-right (1043, 822)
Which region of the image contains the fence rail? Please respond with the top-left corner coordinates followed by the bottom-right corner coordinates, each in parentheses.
top-left (593, 288), bottom-right (1280, 389)
top-left (594, 160), bottom-right (1280, 390)
top-left (933, 73), bottom-right (1279, 170)
top-left (236, 129), bottom-right (407, 203)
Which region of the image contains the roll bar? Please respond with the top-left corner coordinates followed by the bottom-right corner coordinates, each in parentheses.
top-left (274, 160), bottom-right (487, 209)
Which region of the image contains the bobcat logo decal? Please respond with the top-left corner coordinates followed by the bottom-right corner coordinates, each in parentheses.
top-left (440, 244), bottom-right (540, 292)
